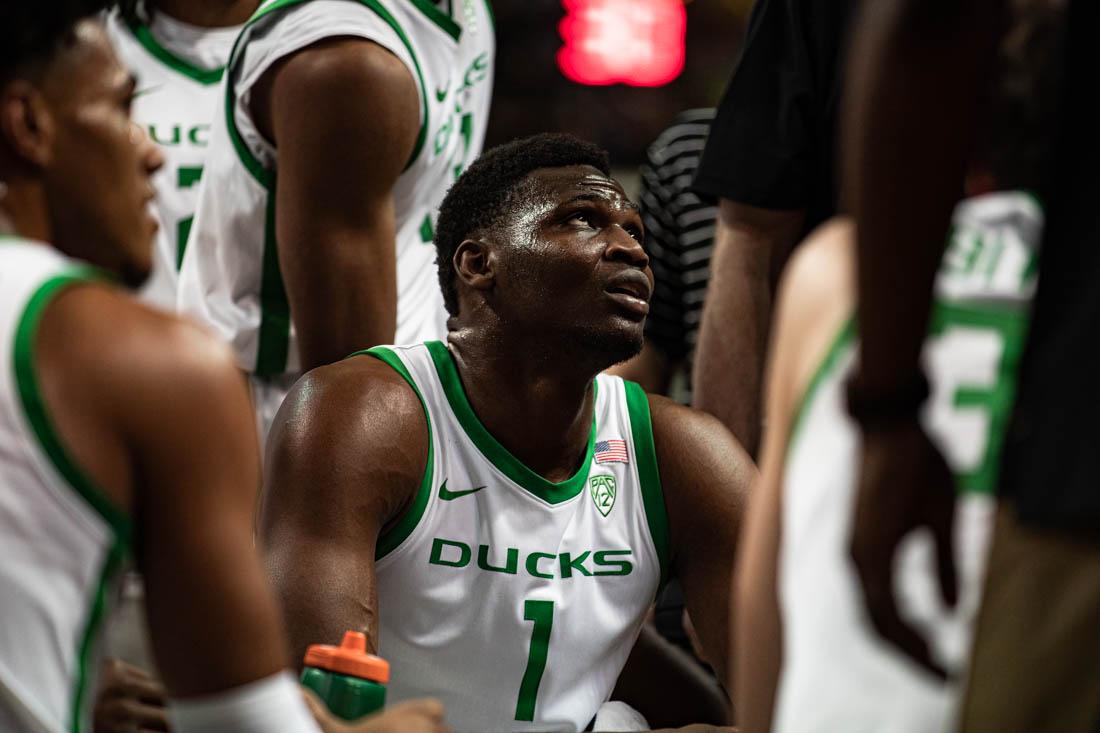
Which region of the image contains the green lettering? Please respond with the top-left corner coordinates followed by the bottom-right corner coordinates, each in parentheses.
top-left (593, 550), bottom-right (633, 576)
top-left (525, 552), bottom-right (555, 579)
top-left (429, 538), bottom-right (471, 568)
top-left (188, 124), bottom-right (211, 146)
top-left (148, 124), bottom-right (180, 145)
top-left (477, 544), bottom-right (518, 575)
top-left (559, 551), bottom-right (592, 579)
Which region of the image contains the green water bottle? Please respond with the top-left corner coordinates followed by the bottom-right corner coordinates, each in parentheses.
top-left (301, 631), bottom-right (390, 720)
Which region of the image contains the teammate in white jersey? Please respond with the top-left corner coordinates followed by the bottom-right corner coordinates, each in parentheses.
top-left (178, 0), bottom-right (495, 439)
top-left (104, 0), bottom-right (258, 309)
top-left (0, 6), bottom-right (444, 732)
top-left (261, 134), bottom-right (755, 733)
top-left (733, 29), bottom-right (1057, 724)
top-left (735, 195), bottom-right (1041, 733)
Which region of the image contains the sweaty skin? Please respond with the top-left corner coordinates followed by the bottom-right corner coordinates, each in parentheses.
top-left (261, 166), bottom-right (754, 728)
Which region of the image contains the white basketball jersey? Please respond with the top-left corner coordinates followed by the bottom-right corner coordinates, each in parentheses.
top-left (775, 191), bottom-right (1043, 733)
top-left (104, 10), bottom-right (236, 310)
top-left (361, 342), bottom-right (668, 733)
top-left (0, 239), bottom-right (131, 733)
top-left (178, 0), bottom-right (495, 382)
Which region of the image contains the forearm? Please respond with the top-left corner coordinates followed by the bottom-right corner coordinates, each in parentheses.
top-left (692, 204), bottom-right (802, 455)
top-left (845, 0), bottom-right (1005, 391)
top-left (733, 474), bottom-right (782, 733)
top-left (281, 237), bottom-right (398, 370)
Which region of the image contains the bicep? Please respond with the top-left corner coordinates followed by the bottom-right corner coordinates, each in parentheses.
top-left (258, 367), bottom-right (425, 662)
top-left (656, 400), bottom-right (756, 681)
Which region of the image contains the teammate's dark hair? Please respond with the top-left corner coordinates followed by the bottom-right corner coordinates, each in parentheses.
top-left (434, 133), bottom-right (611, 316)
top-left (0, 0), bottom-right (111, 82)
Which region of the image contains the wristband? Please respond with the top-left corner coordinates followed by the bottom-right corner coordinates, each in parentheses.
top-left (845, 370), bottom-right (930, 428)
top-left (169, 671), bottom-right (321, 733)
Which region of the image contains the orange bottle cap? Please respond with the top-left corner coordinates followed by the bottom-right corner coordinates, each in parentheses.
top-left (303, 631), bottom-right (390, 683)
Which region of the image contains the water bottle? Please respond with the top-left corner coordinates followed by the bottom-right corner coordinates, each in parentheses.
top-left (300, 631), bottom-right (389, 720)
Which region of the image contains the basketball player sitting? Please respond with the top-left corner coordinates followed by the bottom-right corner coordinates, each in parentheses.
top-left (261, 133), bottom-right (755, 733)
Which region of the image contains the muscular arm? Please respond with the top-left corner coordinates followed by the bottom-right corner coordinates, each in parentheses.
top-left (38, 287), bottom-right (289, 696)
top-left (691, 200), bottom-right (804, 456)
top-left (259, 357), bottom-right (426, 666)
top-left (256, 39), bottom-right (420, 370)
top-left (652, 396), bottom-right (756, 686)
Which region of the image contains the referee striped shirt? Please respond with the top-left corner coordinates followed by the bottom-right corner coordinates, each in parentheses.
top-left (638, 108), bottom-right (716, 402)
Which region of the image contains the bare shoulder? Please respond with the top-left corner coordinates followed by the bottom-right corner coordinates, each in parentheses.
top-left (266, 353), bottom-right (428, 486)
top-left (771, 217), bottom-right (856, 406)
top-left (269, 36), bottom-right (420, 143)
top-left (647, 393), bottom-right (755, 517)
top-left (41, 284), bottom-right (242, 404)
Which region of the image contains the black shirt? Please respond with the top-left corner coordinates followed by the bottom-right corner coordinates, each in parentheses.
top-left (693, 0), bottom-right (855, 232)
top-left (1001, 0), bottom-right (1100, 532)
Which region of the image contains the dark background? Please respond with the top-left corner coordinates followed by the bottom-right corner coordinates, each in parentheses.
top-left (486, 1), bottom-right (751, 167)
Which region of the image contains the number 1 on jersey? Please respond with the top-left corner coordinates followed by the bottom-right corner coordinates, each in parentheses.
top-left (515, 599), bottom-right (554, 721)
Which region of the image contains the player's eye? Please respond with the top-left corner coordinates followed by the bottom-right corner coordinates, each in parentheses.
top-left (566, 211), bottom-right (593, 227)
top-left (625, 226), bottom-right (643, 242)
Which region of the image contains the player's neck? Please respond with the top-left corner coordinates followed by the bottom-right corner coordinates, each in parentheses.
top-left (0, 183), bottom-right (50, 243)
top-left (447, 329), bottom-right (597, 484)
top-left (153, 0), bottom-right (259, 28)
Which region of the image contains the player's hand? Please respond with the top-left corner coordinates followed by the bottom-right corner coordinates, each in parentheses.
top-left (303, 692), bottom-right (451, 733)
top-left (93, 658), bottom-right (170, 732)
top-left (849, 418), bottom-right (957, 680)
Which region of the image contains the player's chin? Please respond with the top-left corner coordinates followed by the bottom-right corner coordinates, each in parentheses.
top-left (592, 318), bottom-right (646, 366)
top-left (117, 246), bottom-right (153, 290)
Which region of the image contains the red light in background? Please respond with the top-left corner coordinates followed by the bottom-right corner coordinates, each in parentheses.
top-left (557, 0), bottom-right (686, 87)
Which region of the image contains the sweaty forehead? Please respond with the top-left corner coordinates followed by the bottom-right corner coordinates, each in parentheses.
top-left (524, 165), bottom-right (631, 207)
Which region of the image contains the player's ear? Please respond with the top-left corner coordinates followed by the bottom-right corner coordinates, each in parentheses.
top-left (453, 237), bottom-right (495, 294)
top-left (0, 81), bottom-right (55, 169)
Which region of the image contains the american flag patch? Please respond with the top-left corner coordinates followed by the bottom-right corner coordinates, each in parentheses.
top-left (594, 439), bottom-right (629, 464)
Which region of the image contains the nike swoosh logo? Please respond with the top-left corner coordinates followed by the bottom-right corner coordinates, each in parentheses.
top-left (438, 479), bottom-right (485, 501)
top-left (435, 85), bottom-right (448, 102)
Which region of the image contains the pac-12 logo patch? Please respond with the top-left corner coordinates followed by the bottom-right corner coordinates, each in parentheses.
top-left (590, 475), bottom-right (617, 517)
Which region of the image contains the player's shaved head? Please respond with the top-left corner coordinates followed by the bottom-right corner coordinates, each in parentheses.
top-left (434, 132), bottom-right (611, 316)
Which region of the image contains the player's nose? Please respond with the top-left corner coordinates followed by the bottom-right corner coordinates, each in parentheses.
top-left (131, 120), bottom-right (165, 176)
top-left (605, 224), bottom-right (649, 270)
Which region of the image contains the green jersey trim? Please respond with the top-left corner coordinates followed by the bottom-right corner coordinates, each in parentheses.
top-left (354, 347), bottom-right (436, 559)
top-left (623, 381), bottom-right (671, 589)
top-left (225, 0), bottom-right (429, 188)
top-left (409, 0), bottom-right (461, 40)
top-left (70, 540), bottom-right (127, 733)
top-left (424, 340), bottom-right (597, 505)
top-left (254, 192), bottom-right (291, 377)
top-left (11, 271), bottom-right (133, 733)
top-left (786, 315), bottom-right (856, 459)
top-left (124, 17), bottom-right (226, 85)
top-left (484, 0), bottom-right (495, 31)
top-left (13, 272), bottom-right (135, 545)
